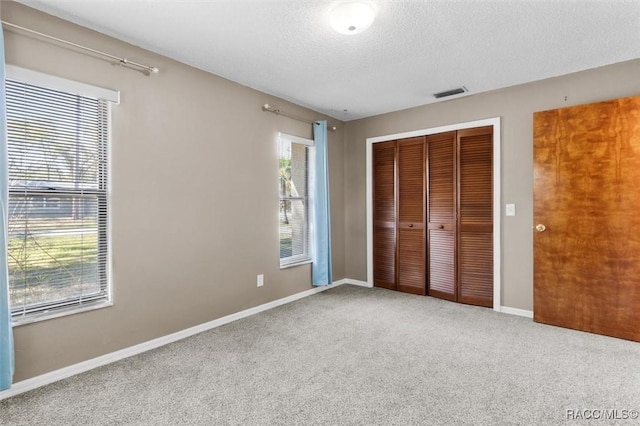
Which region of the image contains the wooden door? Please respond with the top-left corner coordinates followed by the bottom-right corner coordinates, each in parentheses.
top-left (396, 137), bottom-right (426, 295)
top-left (457, 127), bottom-right (493, 307)
top-left (372, 141), bottom-right (396, 290)
top-left (427, 132), bottom-right (457, 301)
top-left (533, 96), bottom-right (640, 342)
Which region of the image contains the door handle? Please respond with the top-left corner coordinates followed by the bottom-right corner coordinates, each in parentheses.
top-left (408, 224), bottom-right (414, 228)
top-left (438, 225), bottom-right (444, 229)
top-left (535, 224), bottom-right (546, 232)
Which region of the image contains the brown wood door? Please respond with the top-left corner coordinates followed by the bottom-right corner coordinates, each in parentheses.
top-left (457, 127), bottom-right (493, 307)
top-left (427, 131), bottom-right (456, 301)
top-left (372, 141), bottom-right (396, 290)
top-left (396, 137), bottom-right (426, 295)
top-left (533, 96), bottom-right (640, 342)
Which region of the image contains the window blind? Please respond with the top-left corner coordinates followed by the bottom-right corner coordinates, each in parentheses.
top-left (6, 79), bottom-right (110, 320)
top-left (279, 134), bottom-right (313, 267)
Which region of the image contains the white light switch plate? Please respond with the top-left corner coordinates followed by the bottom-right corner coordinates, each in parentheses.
top-left (506, 204), bottom-right (516, 217)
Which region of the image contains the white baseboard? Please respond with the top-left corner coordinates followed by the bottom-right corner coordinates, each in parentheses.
top-left (0, 279), bottom-right (350, 400)
top-left (500, 306), bottom-right (534, 318)
top-left (343, 278), bottom-right (372, 288)
top-left (5, 281), bottom-right (532, 401)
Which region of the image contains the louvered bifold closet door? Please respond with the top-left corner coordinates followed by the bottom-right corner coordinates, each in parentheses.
top-left (427, 132), bottom-right (457, 301)
top-left (457, 127), bottom-right (493, 307)
top-left (373, 141), bottom-right (397, 290)
top-left (396, 137), bottom-right (426, 295)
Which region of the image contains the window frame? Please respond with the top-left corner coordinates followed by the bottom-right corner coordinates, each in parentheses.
top-left (278, 132), bottom-right (314, 269)
top-left (5, 66), bottom-right (117, 325)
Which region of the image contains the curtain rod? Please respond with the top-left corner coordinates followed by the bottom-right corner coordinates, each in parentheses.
top-left (1, 20), bottom-right (159, 76)
top-left (262, 104), bottom-right (337, 131)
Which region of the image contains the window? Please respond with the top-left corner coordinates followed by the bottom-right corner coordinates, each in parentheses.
top-left (279, 133), bottom-right (314, 267)
top-left (6, 69), bottom-right (115, 322)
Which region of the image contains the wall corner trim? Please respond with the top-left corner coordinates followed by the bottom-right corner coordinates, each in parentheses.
top-left (499, 306), bottom-right (534, 318)
top-left (0, 279), bottom-right (355, 401)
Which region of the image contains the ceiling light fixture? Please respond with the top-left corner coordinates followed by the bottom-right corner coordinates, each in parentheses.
top-left (329, 2), bottom-right (376, 35)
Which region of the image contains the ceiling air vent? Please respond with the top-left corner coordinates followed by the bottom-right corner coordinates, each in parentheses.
top-left (433, 87), bottom-right (467, 99)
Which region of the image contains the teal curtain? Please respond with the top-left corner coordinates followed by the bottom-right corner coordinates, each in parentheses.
top-left (0, 24), bottom-right (14, 391)
top-left (312, 121), bottom-right (332, 286)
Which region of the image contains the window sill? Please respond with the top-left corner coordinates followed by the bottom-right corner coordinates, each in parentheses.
top-left (12, 300), bottom-right (113, 327)
top-left (280, 258), bottom-right (312, 270)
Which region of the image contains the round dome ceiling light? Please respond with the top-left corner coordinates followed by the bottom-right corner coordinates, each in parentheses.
top-left (329, 2), bottom-right (376, 35)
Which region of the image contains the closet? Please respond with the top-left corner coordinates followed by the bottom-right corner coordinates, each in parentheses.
top-left (373, 137), bottom-right (426, 294)
top-left (372, 126), bottom-right (493, 307)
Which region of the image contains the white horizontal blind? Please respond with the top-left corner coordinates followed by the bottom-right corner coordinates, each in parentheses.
top-left (6, 78), bottom-right (110, 320)
top-left (279, 134), bottom-right (313, 267)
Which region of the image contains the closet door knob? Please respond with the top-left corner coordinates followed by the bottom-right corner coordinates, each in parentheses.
top-left (408, 224), bottom-right (414, 228)
top-left (438, 225), bottom-right (444, 229)
top-left (535, 224), bottom-right (546, 232)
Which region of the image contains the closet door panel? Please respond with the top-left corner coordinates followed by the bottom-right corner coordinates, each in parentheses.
top-left (428, 230), bottom-right (456, 301)
top-left (459, 233), bottom-right (493, 305)
top-left (397, 228), bottom-right (425, 295)
top-left (427, 131), bottom-right (456, 300)
top-left (373, 141), bottom-right (396, 290)
top-left (374, 227), bottom-right (396, 287)
top-left (457, 127), bottom-right (493, 307)
top-left (397, 137), bottom-right (426, 294)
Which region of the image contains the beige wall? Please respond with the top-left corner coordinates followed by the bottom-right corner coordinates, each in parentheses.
top-left (344, 58), bottom-right (640, 311)
top-left (6, 0), bottom-right (640, 384)
top-left (3, 2), bottom-right (345, 382)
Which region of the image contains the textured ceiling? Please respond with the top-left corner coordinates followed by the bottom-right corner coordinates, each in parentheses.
top-left (14, 0), bottom-right (640, 121)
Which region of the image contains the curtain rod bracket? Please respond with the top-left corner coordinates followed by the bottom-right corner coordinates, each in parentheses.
top-left (262, 103), bottom-right (337, 131)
